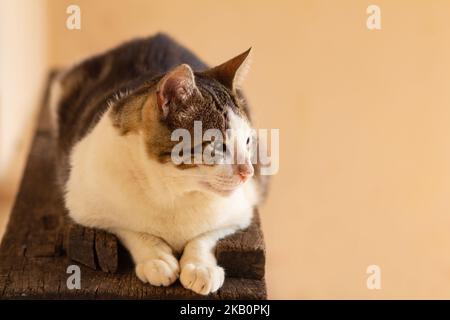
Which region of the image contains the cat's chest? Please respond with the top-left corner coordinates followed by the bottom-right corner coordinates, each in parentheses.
top-left (130, 195), bottom-right (238, 250)
top-left (66, 116), bottom-right (254, 250)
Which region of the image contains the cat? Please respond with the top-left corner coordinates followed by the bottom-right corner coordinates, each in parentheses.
top-left (49, 33), bottom-right (268, 295)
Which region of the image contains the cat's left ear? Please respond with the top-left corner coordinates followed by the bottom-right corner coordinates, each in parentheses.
top-left (156, 64), bottom-right (199, 118)
top-left (204, 48), bottom-right (252, 92)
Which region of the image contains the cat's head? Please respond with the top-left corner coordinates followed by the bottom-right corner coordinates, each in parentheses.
top-left (113, 49), bottom-right (255, 197)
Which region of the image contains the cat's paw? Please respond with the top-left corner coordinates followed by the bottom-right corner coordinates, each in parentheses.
top-left (180, 263), bottom-right (225, 295)
top-left (135, 254), bottom-right (180, 287)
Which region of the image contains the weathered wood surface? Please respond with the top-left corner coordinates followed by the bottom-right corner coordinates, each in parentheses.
top-left (0, 74), bottom-right (266, 299)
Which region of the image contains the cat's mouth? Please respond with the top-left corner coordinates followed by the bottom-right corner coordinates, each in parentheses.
top-left (201, 179), bottom-right (242, 196)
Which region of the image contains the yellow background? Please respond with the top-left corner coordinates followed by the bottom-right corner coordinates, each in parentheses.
top-left (2, 0), bottom-right (450, 299)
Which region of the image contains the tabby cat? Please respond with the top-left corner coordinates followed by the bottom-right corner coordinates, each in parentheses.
top-left (50, 33), bottom-right (268, 295)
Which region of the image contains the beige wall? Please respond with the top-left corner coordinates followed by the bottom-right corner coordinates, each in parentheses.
top-left (3, 0), bottom-right (450, 299)
top-left (0, 0), bottom-right (47, 238)
top-left (0, 0), bottom-right (47, 176)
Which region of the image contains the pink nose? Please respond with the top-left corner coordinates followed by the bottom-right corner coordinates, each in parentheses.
top-left (237, 164), bottom-right (254, 181)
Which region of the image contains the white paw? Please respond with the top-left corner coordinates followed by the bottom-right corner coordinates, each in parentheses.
top-left (135, 254), bottom-right (179, 287)
top-left (180, 263), bottom-right (225, 295)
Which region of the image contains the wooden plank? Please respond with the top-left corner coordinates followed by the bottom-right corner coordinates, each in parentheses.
top-left (0, 255), bottom-right (266, 299)
top-left (0, 73), bottom-right (267, 299)
top-left (64, 222), bottom-right (97, 270)
top-left (65, 211), bottom-right (265, 280)
top-left (95, 229), bottom-right (118, 273)
top-left (216, 214), bottom-right (266, 280)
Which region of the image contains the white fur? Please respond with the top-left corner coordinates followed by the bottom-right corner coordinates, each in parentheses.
top-left (65, 108), bottom-right (258, 295)
top-left (48, 71), bottom-right (65, 134)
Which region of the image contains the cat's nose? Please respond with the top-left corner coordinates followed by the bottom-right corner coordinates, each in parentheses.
top-left (237, 164), bottom-right (254, 181)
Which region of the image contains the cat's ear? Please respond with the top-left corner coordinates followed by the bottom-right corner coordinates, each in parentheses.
top-left (156, 64), bottom-right (198, 118)
top-left (204, 48), bottom-right (252, 92)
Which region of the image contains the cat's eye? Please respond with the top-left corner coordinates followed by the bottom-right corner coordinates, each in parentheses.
top-left (246, 137), bottom-right (251, 145)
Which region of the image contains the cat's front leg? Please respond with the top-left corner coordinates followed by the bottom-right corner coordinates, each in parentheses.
top-left (114, 229), bottom-right (180, 287)
top-left (179, 227), bottom-right (238, 295)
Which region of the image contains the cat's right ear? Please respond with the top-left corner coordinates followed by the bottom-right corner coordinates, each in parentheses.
top-left (156, 64), bottom-right (198, 118)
